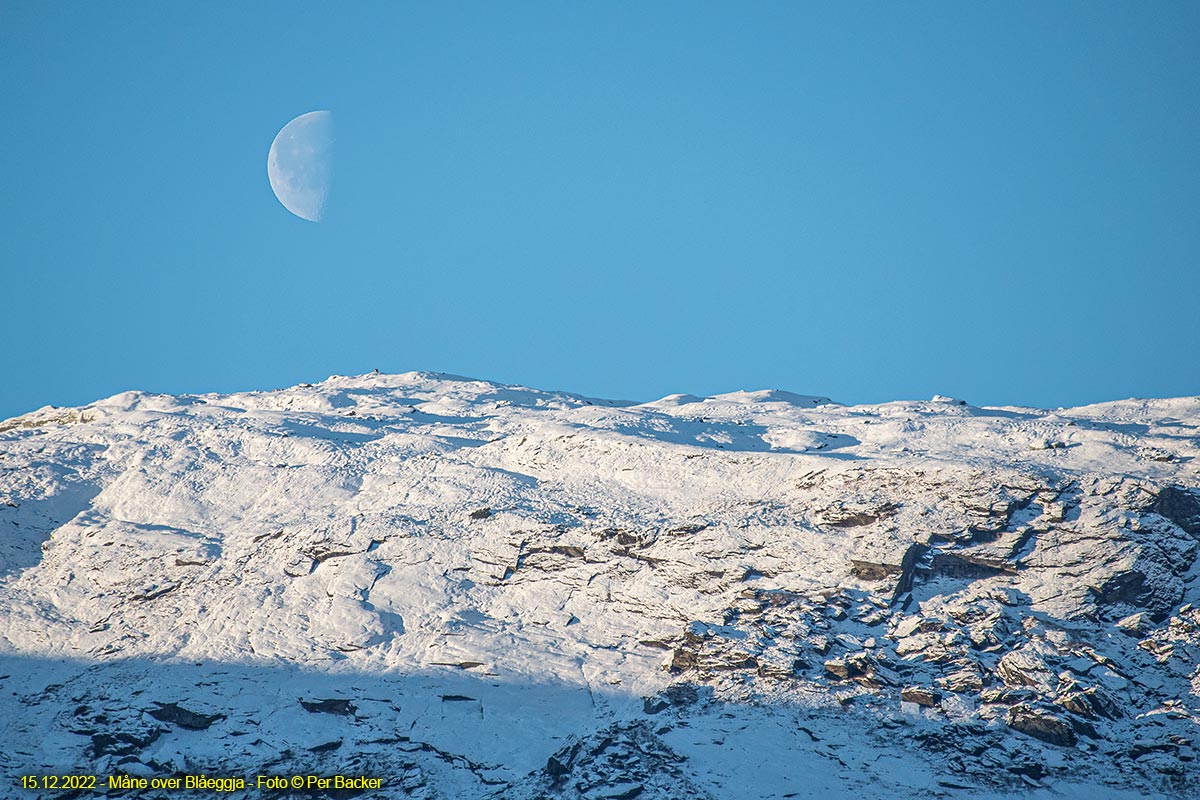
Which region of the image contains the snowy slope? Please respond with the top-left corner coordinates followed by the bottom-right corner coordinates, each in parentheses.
top-left (1, 372), bottom-right (1199, 798)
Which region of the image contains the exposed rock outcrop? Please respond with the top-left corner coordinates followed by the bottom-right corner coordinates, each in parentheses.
top-left (2, 374), bottom-right (1199, 798)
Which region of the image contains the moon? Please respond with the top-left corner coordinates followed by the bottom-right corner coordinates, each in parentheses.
top-left (267, 111), bottom-right (334, 222)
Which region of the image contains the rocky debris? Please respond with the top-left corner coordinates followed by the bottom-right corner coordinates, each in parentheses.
top-left (66, 699), bottom-right (168, 761)
top-left (517, 721), bottom-right (716, 800)
top-left (664, 589), bottom-right (898, 687)
top-left (642, 684), bottom-right (704, 715)
top-left (824, 653), bottom-right (870, 680)
top-left (469, 507), bottom-right (493, 520)
top-left (1137, 605), bottom-right (1200, 664)
top-left (90, 728), bottom-right (163, 757)
top-left (908, 721), bottom-right (1048, 791)
top-left (667, 621), bottom-right (759, 675)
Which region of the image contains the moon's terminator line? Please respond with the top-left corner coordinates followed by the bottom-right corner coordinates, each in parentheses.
top-left (267, 110), bottom-right (333, 222)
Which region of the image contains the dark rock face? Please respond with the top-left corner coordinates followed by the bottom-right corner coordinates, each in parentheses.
top-left (1006, 706), bottom-right (1076, 747)
top-left (644, 683), bottom-right (703, 715)
top-left (850, 559), bottom-right (902, 581)
top-left (822, 502), bottom-right (900, 528)
top-left (1090, 570), bottom-right (1149, 607)
top-left (667, 647), bottom-right (697, 673)
top-left (1089, 560), bottom-right (1184, 623)
top-left (930, 552), bottom-right (1008, 579)
top-left (545, 749), bottom-right (575, 782)
top-left (900, 687), bottom-right (941, 707)
top-left (660, 684), bottom-right (700, 707)
top-left (1153, 487), bottom-right (1200, 537)
top-left (1055, 687), bottom-right (1120, 720)
top-left (70, 701), bottom-right (168, 759)
top-left (642, 696), bottom-right (670, 715)
top-left (891, 542), bottom-right (929, 605)
top-left (308, 738), bottom-right (342, 753)
top-left (825, 652), bottom-right (873, 681)
top-left (147, 702), bottom-right (225, 730)
top-left (299, 698), bottom-right (357, 716)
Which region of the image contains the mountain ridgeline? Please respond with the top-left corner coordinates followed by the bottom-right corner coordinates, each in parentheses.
top-left (1, 373), bottom-right (1198, 798)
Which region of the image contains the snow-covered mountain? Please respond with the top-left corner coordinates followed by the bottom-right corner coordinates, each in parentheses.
top-left (2, 372), bottom-right (1199, 798)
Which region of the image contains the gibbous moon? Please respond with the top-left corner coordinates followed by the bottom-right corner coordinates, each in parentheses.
top-left (267, 110), bottom-right (334, 222)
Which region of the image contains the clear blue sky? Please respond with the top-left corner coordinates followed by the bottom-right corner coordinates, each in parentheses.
top-left (3, 3), bottom-right (1198, 418)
